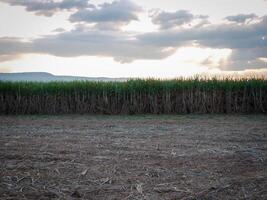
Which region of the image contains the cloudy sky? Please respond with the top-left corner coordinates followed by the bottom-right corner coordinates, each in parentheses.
top-left (0, 0), bottom-right (267, 78)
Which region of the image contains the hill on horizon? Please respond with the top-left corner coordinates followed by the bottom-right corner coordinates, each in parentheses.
top-left (0, 72), bottom-right (127, 82)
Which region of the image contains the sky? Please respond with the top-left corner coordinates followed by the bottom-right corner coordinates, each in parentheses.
top-left (0, 0), bottom-right (267, 78)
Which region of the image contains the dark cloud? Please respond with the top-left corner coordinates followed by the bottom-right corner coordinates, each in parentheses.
top-left (0, 37), bottom-right (32, 62)
top-left (199, 16), bottom-right (267, 70)
top-left (225, 13), bottom-right (258, 24)
top-left (139, 14), bottom-right (267, 70)
top-left (0, 0), bottom-right (142, 30)
top-left (0, 28), bottom-right (174, 63)
top-left (1, 0), bottom-right (205, 31)
top-left (2, 15), bottom-right (266, 70)
top-left (31, 28), bottom-right (174, 63)
top-left (141, 15), bottom-right (266, 48)
top-left (0, 2), bottom-right (266, 71)
top-left (150, 10), bottom-right (209, 29)
top-left (69, 0), bottom-right (143, 29)
top-left (1, 15), bottom-right (267, 69)
top-left (0, 0), bottom-right (93, 16)
top-left (221, 47), bottom-right (267, 70)
top-left (52, 28), bottom-right (67, 33)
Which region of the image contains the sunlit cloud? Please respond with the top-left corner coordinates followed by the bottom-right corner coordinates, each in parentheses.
top-left (0, 0), bottom-right (266, 77)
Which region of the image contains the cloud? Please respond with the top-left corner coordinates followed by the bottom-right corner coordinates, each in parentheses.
top-left (0, 37), bottom-right (32, 62)
top-left (199, 16), bottom-right (267, 70)
top-left (220, 47), bottom-right (267, 70)
top-left (150, 9), bottom-right (209, 29)
top-left (69, 0), bottom-right (143, 29)
top-left (31, 28), bottom-right (175, 63)
top-left (225, 13), bottom-right (258, 24)
top-left (0, 0), bottom-right (142, 30)
top-left (0, 0), bottom-right (93, 16)
top-left (141, 15), bottom-right (266, 48)
top-left (137, 14), bottom-right (267, 70)
top-left (52, 28), bottom-right (67, 33)
top-left (0, 4), bottom-right (266, 71)
top-left (0, 29), bottom-right (174, 63)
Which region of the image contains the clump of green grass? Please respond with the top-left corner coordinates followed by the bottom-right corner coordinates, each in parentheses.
top-left (0, 77), bottom-right (266, 114)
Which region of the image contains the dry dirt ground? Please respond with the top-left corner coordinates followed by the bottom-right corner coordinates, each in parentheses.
top-left (0, 115), bottom-right (266, 200)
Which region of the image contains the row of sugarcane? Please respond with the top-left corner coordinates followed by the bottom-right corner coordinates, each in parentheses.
top-left (0, 78), bottom-right (266, 114)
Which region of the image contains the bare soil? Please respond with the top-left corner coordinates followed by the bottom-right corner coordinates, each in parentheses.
top-left (0, 115), bottom-right (266, 200)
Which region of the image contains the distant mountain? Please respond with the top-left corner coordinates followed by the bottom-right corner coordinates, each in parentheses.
top-left (0, 72), bottom-right (128, 82)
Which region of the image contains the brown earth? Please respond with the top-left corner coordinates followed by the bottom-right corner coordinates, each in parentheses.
top-left (0, 115), bottom-right (266, 200)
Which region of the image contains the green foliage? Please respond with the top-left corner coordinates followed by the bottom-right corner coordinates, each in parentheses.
top-left (0, 78), bottom-right (266, 114)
